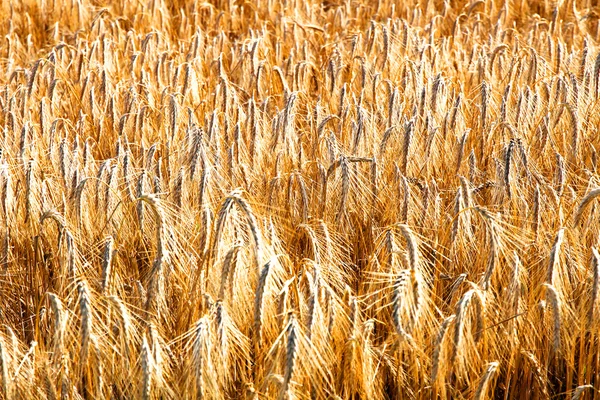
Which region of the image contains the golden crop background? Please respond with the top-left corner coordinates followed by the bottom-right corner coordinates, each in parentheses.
top-left (2, 0), bottom-right (600, 398)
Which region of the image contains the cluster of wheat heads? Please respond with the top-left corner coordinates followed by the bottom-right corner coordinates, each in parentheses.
top-left (3, 0), bottom-right (600, 398)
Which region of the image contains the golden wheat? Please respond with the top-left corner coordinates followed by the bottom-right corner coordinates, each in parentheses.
top-left (1, 0), bottom-right (600, 398)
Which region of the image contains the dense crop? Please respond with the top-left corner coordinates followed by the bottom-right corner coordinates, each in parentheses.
top-left (2, 0), bottom-right (600, 398)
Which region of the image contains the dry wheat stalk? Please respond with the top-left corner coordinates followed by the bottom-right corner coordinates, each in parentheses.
top-left (77, 280), bottom-right (92, 369)
top-left (101, 236), bottom-right (114, 293)
top-left (452, 288), bottom-right (485, 363)
top-left (572, 385), bottom-right (594, 400)
top-left (279, 315), bottom-right (299, 400)
top-left (474, 361), bottom-right (499, 400)
top-left (254, 259), bottom-right (273, 351)
top-left (590, 248), bottom-right (600, 329)
top-left (543, 283), bottom-right (562, 353)
top-left (0, 336), bottom-right (10, 400)
top-left (547, 229), bottom-right (564, 285)
top-left (431, 315), bottom-right (455, 384)
top-left (141, 335), bottom-right (153, 400)
top-left (574, 188), bottom-right (600, 226)
top-left (137, 194), bottom-right (168, 318)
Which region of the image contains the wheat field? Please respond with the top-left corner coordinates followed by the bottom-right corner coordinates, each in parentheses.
top-left (2, 0), bottom-right (600, 398)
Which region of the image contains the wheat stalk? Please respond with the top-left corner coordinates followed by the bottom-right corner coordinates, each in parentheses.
top-left (431, 315), bottom-right (455, 384)
top-left (279, 315), bottom-right (299, 400)
top-left (543, 283), bottom-right (562, 353)
top-left (101, 236), bottom-right (114, 293)
top-left (590, 248), bottom-right (600, 329)
top-left (0, 336), bottom-right (10, 400)
top-left (141, 335), bottom-right (153, 400)
top-left (572, 385), bottom-right (594, 400)
top-left (574, 188), bottom-right (600, 226)
top-left (547, 229), bottom-right (564, 285)
top-left (474, 361), bottom-right (499, 400)
top-left (77, 280), bottom-right (92, 374)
